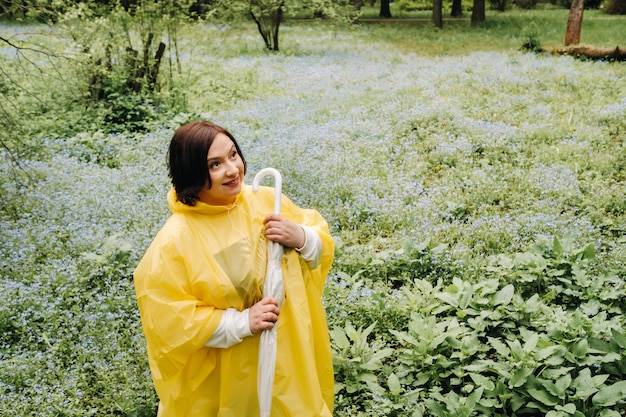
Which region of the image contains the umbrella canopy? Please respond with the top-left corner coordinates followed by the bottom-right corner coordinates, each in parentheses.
top-left (252, 168), bottom-right (285, 417)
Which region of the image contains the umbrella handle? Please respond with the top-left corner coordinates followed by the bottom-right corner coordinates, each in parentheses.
top-left (252, 168), bottom-right (282, 215)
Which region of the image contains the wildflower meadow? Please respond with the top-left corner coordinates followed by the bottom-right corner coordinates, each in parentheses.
top-left (1, 13), bottom-right (625, 417)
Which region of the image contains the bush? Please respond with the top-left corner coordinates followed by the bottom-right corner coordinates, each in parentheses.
top-left (555, 0), bottom-right (604, 9)
top-left (514, 0), bottom-right (539, 9)
top-left (489, 0), bottom-right (510, 11)
top-left (330, 236), bottom-right (626, 416)
top-left (603, 0), bottom-right (626, 13)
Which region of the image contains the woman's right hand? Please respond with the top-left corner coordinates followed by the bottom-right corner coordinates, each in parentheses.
top-left (248, 297), bottom-right (280, 334)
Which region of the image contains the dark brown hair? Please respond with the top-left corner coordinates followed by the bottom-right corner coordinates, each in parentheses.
top-left (167, 121), bottom-right (247, 206)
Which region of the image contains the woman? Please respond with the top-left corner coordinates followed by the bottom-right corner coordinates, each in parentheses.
top-left (134, 121), bottom-right (335, 417)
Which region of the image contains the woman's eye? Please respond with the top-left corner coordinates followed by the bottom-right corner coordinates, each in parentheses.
top-left (209, 161), bottom-right (219, 169)
top-left (230, 151), bottom-right (238, 159)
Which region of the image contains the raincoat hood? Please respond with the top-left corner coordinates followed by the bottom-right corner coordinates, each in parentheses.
top-left (167, 185), bottom-right (245, 215)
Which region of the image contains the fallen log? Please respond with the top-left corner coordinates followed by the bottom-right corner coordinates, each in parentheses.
top-left (550, 45), bottom-right (626, 62)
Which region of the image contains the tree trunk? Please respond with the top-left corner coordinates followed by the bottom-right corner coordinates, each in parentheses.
top-left (565, 0), bottom-right (584, 46)
top-left (432, 0), bottom-right (443, 28)
top-left (471, 0), bottom-right (485, 25)
top-left (148, 42), bottom-right (166, 91)
top-left (379, 0), bottom-right (392, 17)
top-left (451, 0), bottom-right (463, 17)
top-left (250, 5), bottom-right (283, 51)
top-left (551, 45), bottom-right (626, 61)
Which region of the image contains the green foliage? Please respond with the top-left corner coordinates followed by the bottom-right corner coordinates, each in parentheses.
top-left (489, 0), bottom-right (511, 12)
top-left (554, 0), bottom-right (605, 9)
top-left (331, 320), bottom-right (411, 416)
top-left (79, 235), bottom-right (134, 289)
top-left (0, 1), bottom-right (193, 139)
top-left (330, 235), bottom-right (626, 416)
top-left (514, 0), bottom-right (539, 9)
top-left (486, 235), bottom-right (624, 312)
top-left (306, 0), bottom-right (361, 22)
top-left (2, 11), bottom-right (626, 417)
top-left (520, 22), bottom-right (543, 51)
top-left (336, 239), bottom-right (460, 288)
top-left (603, 0), bottom-right (626, 14)
top-left (57, 2), bottom-right (189, 133)
top-left (216, 0), bottom-right (357, 51)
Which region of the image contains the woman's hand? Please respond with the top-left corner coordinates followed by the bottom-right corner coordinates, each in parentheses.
top-left (248, 297), bottom-right (281, 334)
top-left (263, 214), bottom-right (305, 249)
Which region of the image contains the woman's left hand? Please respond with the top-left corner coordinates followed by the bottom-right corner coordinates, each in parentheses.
top-left (263, 214), bottom-right (305, 249)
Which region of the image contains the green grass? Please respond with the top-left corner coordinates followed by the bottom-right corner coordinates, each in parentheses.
top-left (348, 9), bottom-right (626, 54)
top-left (1, 8), bottom-right (625, 416)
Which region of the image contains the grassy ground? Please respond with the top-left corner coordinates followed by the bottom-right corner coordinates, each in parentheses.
top-left (1, 8), bottom-right (625, 416)
top-left (320, 8), bottom-right (626, 55)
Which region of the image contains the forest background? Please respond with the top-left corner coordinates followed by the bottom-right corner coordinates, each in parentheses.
top-left (1, 0), bottom-right (625, 416)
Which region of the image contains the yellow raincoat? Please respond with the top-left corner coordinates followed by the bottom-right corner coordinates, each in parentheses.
top-left (134, 184), bottom-right (335, 417)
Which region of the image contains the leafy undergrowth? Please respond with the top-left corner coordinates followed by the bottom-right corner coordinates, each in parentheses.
top-left (1, 18), bottom-right (625, 417)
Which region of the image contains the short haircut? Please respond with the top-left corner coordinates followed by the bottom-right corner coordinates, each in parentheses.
top-left (167, 121), bottom-right (247, 206)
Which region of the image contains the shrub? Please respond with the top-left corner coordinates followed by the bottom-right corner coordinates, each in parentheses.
top-left (603, 0), bottom-right (626, 13)
top-left (555, 0), bottom-right (604, 9)
top-left (515, 0), bottom-right (539, 9)
top-left (489, 0), bottom-right (510, 12)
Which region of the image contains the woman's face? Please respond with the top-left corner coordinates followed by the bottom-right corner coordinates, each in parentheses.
top-left (198, 132), bottom-right (245, 205)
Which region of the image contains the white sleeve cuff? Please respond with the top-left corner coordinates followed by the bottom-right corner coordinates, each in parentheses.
top-left (295, 225), bottom-right (322, 269)
top-left (204, 308), bottom-right (252, 348)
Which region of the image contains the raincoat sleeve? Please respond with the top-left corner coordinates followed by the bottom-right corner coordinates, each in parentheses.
top-left (279, 193), bottom-right (335, 294)
top-left (296, 225), bottom-right (322, 268)
top-left (134, 227), bottom-right (223, 382)
top-left (204, 308), bottom-right (252, 348)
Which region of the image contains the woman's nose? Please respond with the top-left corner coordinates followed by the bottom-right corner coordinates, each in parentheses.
top-left (224, 160), bottom-right (239, 175)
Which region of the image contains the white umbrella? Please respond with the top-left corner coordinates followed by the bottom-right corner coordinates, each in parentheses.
top-left (252, 167), bottom-right (285, 417)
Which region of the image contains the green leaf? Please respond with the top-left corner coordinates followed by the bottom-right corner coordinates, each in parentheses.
top-left (359, 322), bottom-right (377, 341)
top-left (466, 386), bottom-right (485, 409)
top-left (555, 403), bottom-right (576, 414)
top-left (388, 372), bottom-right (402, 396)
top-left (390, 329), bottom-right (419, 346)
top-left (552, 237), bottom-right (564, 255)
top-left (358, 372), bottom-right (378, 384)
top-left (528, 388), bottom-right (559, 406)
top-left (611, 328), bottom-right (626, 349)
top-left (541, 367), bottom-right (574, 380)
top-left (372, 348), bottom-right (394, 361)
top-left (435, 292), bottom-right (459, 307)
top-left (571, 368), bottom-right (607, 400)
top-left (537, 345), bottom-right (567, 361)
top-left (510, 367), bottom-right (533, 388)
top-left (464, 359), bottom-right (497, 373)
top-left (511, 394), bottom-right (525, 411)
top-left (596, 410), bottom-right (621, 417)
top-left (523, 331), bottom-right (539, 353)
top-left (459, 288), bottom-right (473, 309)
top-left (488, 337), bottom-right (510, 357)
top-left (555, 374), bottom-right (572, 394)
top-left (580, 243), bottom-right (596, 260)
top-left (334, 381), bottom-right (346, 394)
top-left (493, 284), bottom-right (514, 306)
top-left (542, 374), bottom-right (571, 399)
top-left (570, 339), bottom-right (588, 358)
top-left (592, 380), bottom-right (626, 406)
top-left (468, 372), bottom-right (495, 391)
top-left (506, 338), bottom-right (525, 361)
top-left (330, 327), bottom-right (350, 350)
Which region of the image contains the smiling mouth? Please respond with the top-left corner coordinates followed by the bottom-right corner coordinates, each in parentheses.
top-left (223, 177), bottom-right (239, 186)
